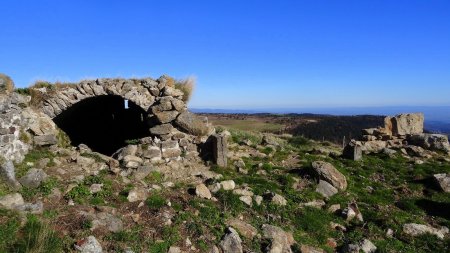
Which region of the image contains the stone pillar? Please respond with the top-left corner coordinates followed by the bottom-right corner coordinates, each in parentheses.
top-left (212, 134), bottom-right (228, 167)
top-left (343, 140), bottom-right (362, 161)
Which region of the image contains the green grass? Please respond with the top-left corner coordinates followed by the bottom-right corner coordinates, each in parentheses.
top-left (0, 214), bottom-right (67, 253)
top-left (14, 148), bottom-right (56, 178)
top-left (146, 193), bottom-right (166, 210)
top-left (65, 170), bottom-right (113, 204)
top-left (21, 177), bottom-right (60, 200)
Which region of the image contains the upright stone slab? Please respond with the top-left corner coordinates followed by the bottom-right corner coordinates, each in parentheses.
top-left (343, 140), bottom-right (362, 161)
top-left (212, 134), bottom-right (228, 167)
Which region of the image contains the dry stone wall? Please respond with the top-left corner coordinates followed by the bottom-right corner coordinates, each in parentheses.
top-left (1, 75), bottom-right (217, 167)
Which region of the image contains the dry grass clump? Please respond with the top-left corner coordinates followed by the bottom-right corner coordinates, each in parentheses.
top-left (0, 73), bottom-right (15, 94)
top-left (175, 76), bottom-right (196, 103)
top-left (24, 80), bottom-right (76, 107)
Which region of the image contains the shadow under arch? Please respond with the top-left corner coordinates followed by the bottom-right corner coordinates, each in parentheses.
top-left (53, 95), bottom-right (150, 156)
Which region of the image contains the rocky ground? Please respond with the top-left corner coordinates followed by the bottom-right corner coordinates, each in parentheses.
top-left (1, 126), bottom-right (450, 253)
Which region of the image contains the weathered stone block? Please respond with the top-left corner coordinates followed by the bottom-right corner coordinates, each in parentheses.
top-left (149, 124), bottom-right (174, 135)
top-left (162, 148), bottom-right (181, 158)
top-left (33, 134), bottom-right (57, 146)
top-left (343, 141), bottom-right (362, 161)
top-left (212, 134), bottom-right (228, 167)
top-left (154, 110), bottom-right (179, 124)
top-left (175, 111), bottom-right (210, 136)
top-left (408, 134), bottom-right (450, 152)
top-left (390, 113), bottom-right (424, 136)
top-left (142, 147), bottom-right (162, 160)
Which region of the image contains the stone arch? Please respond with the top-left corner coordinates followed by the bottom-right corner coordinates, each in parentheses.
top-left (33, 76), bottom-right (213, 160)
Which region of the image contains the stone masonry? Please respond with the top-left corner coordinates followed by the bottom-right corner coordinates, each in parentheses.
top-left (1, 75), bottom-right (221, 168)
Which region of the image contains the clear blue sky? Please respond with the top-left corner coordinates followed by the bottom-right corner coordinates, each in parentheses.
top-left (1, 0), bottom-right (449, 109)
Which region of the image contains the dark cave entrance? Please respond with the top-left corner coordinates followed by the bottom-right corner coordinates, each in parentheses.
top-left (53, 95), bottom-right (150, 156)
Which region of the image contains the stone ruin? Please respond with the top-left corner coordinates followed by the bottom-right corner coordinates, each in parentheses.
top-left (0, 75), bottom-right (228, 177)
top-left (344, 113), bottom-right (450, 160)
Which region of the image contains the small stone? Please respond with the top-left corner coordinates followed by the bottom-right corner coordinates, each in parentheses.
top-left (208, 183), bottom-right (222, 193)
top-left (433, 173), bottom-right (450, 193)
top-left (134, 165), bottom-right (153, 180)
top-left (195, 184), bottom-right (212, 199)
top-left (330, 222), bottom-right (347, 232)
top-left (328, 204), bottom-right (341, 213)
top-left (233, 188), bottom-right (254, 196)
top-left (254, 195), bottom-right (263, 206)
top-left (123, 155), bottom-right (143, 169)
top-left (0, 193), bottom-right (25, 209)
top-left (162, 181), bottom-right (174, 188)
top-left (19, 168), bottom-right (48, 188)
top-left (127, 188), bottom-right (148, 202)
top-left (342, 243), bottom-right (360, 253)
top-left (301, 245), bottom-right (325, 253)
top-left (266, 192), bottom-right (287, 206)
top-left (219, 227), bottom-right (243, 253)
top-left (386, 228), bottom-right (394, 238)
top-left (168, 246), bottom-right (181, 253)
top-left (74, 236), bottom-right (103, 253)
top-left (226, 218), bottom-right (258, 239)
top-left (299, 200), bottom-right (326, 209)
top-left (316, 180), bottom-right (338, 198)
top-left (89, 184), bottom-right (103, 194)
top-left (16, 201), bottom-right (44, 214)
top-left (359, 239), bottom-right (377, 253)
top-left (239, 196), bottom-right (253, 207)
top-left (234, 159), bottom-right (245, 169)
top-left (261, 224), bottom-right (295, 253)
top-left (220, 180), bottom-right (236, 191)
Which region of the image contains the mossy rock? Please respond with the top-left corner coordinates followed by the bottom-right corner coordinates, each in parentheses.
top-left (0, 73), bottom-right (15, 94)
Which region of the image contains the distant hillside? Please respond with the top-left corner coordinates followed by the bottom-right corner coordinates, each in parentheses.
top-left (288, 114), bottom-right (385, 144)
top-left (203, 113), bottom-right (385, 144)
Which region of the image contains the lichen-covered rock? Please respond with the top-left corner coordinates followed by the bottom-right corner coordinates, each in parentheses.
top-left (408, 133), bottom-right (450, 152)
top-left (360, 140), bottom-right (387, 154)
top-left (433, 173), bottom-right (450, 193)
top-left (195, 183), bottom-right (212, 199)
top-left (261, 224), bottom-right (295, 253)
top-left (19, 168), bottom-right (48, 188)
top-left (0, 193), bottom-right (25, 209)
top-left (403, 223), bottom-right (449, 239)
top-left (311, 161), bottom-right (347, 191)
top-left (219, 227), bottom-right (243, 253)
top-left (75, 236), bottom-right (103, 253)
top-left (127, 188), bottom-right (148, 202)
top-left (316, 180), bottom-right (338, 198)
top-left (0, 160), bottom-right (22, 190)
top-left (226, 218), bottom-right (258, 239)
top-left (175, 111), bottom-right (210, 136)
top-left (220, 180), bottom-right (236, 191)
